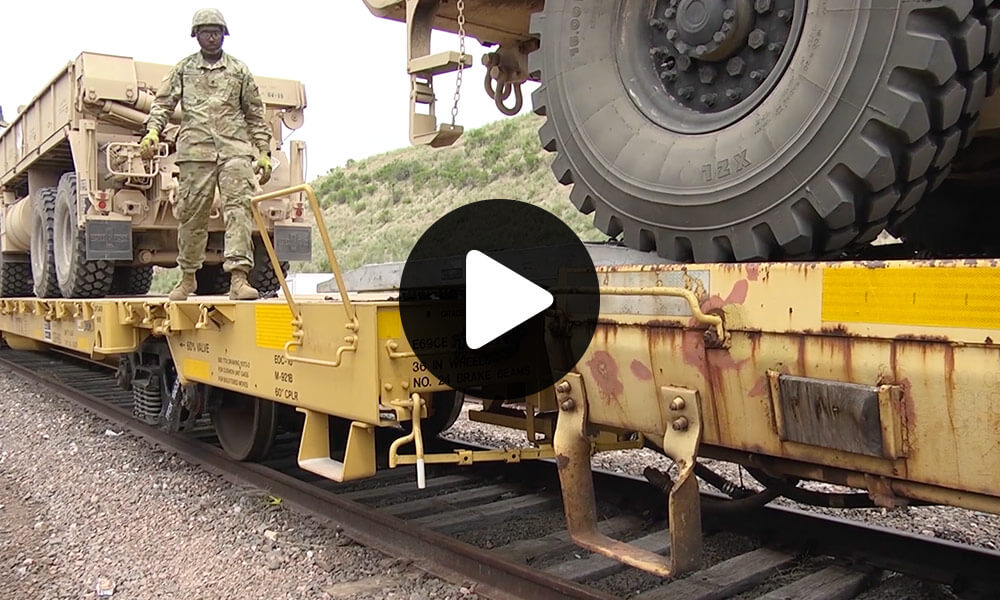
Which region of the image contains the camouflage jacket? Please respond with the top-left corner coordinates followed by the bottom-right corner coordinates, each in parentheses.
top-left (147, 52), bottom-right (271, 162)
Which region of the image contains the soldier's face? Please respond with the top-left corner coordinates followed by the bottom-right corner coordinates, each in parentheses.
top-left (196, 26), bottom-right (224, 53)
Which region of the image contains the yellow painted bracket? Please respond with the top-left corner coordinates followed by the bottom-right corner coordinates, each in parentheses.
top-left (552, 373), bottom-right (704, 578)
top-left (250, 184), bottom-right (359, 368)
top-left (296, 407), bottom-right (376, 482)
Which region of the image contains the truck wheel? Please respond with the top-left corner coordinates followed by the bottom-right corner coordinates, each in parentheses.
top-left (30, 187), bottom-right (61, 298)
top-left (250, 236), bottom-right (288, 297)
top-left (53, 173), bottom-right (114, 298)
top-left (0, 255), bottom-right (32, 298)
top-left (195, 264), bottom-right (229, 295)
top-left (109, 266), bottom-right (154, 296)
top-left (529, 0), bottom-right (997, 262)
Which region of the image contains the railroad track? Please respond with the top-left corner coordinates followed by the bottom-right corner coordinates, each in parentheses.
top-left (2, 345), bottom-right (999, 600)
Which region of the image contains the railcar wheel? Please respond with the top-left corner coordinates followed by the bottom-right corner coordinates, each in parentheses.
top-left (529, 0), bottom-right (997, 262)
top-left (211, 390), bottom-right (277, 461)
top-left (402, 390), bottom-right (466, 438)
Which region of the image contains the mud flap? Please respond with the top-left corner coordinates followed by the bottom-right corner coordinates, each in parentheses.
top-left (86, 217), bottom-right (132, 261)
top-left (274, 222), bottom-right (312, 262)
top-left (553, 372), bottom-right (703, 578)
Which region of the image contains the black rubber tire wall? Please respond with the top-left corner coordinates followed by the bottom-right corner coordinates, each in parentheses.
top-left (0, 256), bottom-right (32, 298)
top-left (31, 187), bottom-right (60, 298)
top-left (53, 173), bottom-right (114, 298)
top-left (110, 266), bottom-right (154, 296)
top-left (193, 238), bottom-right (288, 296)
top-left (529, 0), bottom-right (998, 262)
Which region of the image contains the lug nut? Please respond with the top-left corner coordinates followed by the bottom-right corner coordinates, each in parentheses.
top-left (749, 70), bottom-right (765, 85)
top-left (677, 86), bottom-right (695, 100)
top-left (649, 17), bottom-right (669, 30)
top-left (555, 380), bottom-right (571, 394)
top-left (670, 397), bottom-right (686, 411)
top-left (726, 88), bottom-right (743, 101)
top-left (777, 9), bottom-right (791, 22)
top-left (672, 416), bottom-right (689, 431)
top-left (675, 55), bottom-right (692, 71)
top-left (726, 56), bottom-right (745, 76)
top-left (754, 0), bottom-right (772, 14)
top-left (723, 8), bottom-right (735, 20)
top-left (664, 7), bottom-right (676, 18)
top-left (666, 29), bottom-right (678, 41)
top-left (699, 65), bottom-right (717, 84)
top-left (694, 44), bottom-right (708, 56)
top-left (713, 31), bottom-right (726, 43)
top-left (700, 92), bottom-right (717, 107)
top-left (560, 398), bottom-right (576, 411)
top-left (768, 42), bottom-right (783, 53)
top-left (660, 69), bottom-right (678, 82)
top-left (748, 28), bottom-right (767, 50)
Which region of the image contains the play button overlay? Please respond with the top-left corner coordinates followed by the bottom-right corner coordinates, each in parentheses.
top-left (465, 250), bottom-right (554, 350)
top-left (398, 199), bottom-right (600, 400)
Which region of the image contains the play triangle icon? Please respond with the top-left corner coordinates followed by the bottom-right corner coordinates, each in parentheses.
top-left (465, 249), bottom-right (554, 350)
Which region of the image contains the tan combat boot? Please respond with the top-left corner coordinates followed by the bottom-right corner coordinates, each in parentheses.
top-left (229, 268), bottom-right (259, 301)
top-left (169, 271), bottom-right (197, 301)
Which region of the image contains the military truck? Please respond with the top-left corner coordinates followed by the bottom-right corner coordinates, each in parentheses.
top-left (0, 51), bottom-right (310, 298)
top-left (363, 1), bottom-right (1000, 263)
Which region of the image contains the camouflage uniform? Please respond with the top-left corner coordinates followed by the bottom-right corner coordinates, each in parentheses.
top-left (147, 51), bottom-right (271, 274)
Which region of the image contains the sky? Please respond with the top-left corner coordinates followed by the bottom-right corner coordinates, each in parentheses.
top-left (0, 1), bottom-right (539, 181)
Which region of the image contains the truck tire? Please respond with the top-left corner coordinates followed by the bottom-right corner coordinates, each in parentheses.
top-left (0, 255), bottom-right (32, 298)
top-left (109, 266), bottom-right (154, 296)
top-left (195, 264), bottom-right (229, 295)
top-left (53, 173), bottom-right (114, 298)
top-left (529, 0), bottom-right (997, 262)
top-left (30, 187), bottom-right (61, 298)
top-left (250, 237), bottom-right (288, 297)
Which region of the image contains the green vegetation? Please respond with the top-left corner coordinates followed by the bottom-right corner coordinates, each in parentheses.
top-left (152, 113), bottom-right (610, 290)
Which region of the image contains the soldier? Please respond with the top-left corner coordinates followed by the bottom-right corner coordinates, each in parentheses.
top-left (140, 8), bottom-right (272, 301)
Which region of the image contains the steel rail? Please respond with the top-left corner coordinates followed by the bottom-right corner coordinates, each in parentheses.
top-left (0, 350), bottom-right (614, 600)
top-left (4, 347), bottom-right (1000, 597)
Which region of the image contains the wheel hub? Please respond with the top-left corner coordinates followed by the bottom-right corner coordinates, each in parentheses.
top-left (627, 0), bottom-right (804, 128)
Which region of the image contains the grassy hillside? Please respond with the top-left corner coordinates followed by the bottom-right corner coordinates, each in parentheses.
top-left (151, 113), bottom-right (610, 293)
top-left (296, 113), bottom-right (610, 273)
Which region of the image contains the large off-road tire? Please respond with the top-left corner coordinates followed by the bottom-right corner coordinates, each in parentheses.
top-left (30, 187), bottom-right (60, 298)
top-left (195, 238), bottom-right (289, 296)
top-left (250, 237), bottom-right (289, 297)
top-left (109, 265), bottom-right (154, 296)
top-left (0, 254), bottom-right (32, 298)
top-left (53, 173), bottom-right (114, 298)
top-left (530, 0), bottom-right (1000, 262)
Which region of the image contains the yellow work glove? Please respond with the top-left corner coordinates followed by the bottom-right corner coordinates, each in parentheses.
top-left (255, 151), bottom-right (272, 185)
top-left (139, 129), bottom-right (159, 159)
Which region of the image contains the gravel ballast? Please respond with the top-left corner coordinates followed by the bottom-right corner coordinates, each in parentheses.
top-left (0, 365), bottom-right (471, 600)
top-left (3, 361), bottom-right (998, 600)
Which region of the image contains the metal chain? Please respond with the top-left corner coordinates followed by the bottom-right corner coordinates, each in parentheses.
top-left (451, 0), bottom-right (466, 126)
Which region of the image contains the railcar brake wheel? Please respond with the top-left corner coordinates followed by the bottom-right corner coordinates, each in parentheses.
top-left (211, 391), bottom-right (277, 461)
top-left (529, 0), bottom-right (998, 262)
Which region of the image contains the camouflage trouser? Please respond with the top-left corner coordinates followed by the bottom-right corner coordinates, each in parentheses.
top-left (175, 157), bottom-right (256, 273)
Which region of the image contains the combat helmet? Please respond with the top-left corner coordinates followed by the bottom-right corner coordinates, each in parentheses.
top-left (191, 8), bottom-right (229, 37)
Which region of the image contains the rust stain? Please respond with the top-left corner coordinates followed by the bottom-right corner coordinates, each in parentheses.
top-left (700, 279), bottom-right (749, 313)
top-left (630, 359), bottom-right (653, 381)
top-left (586, 350), bottom-right (624, 402)
top-left (986, 337), bottom-right (994, 345)
top-left (748, 374), bottom-right (768, 397)
top-left (746, 263), bottom-right (760, 281)
top-left (555, 454), bottom-right (569, 469)
top-left (894, 333), bottom-right (951, 343)
top-left (797, 336), bottom-right (807, 375)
